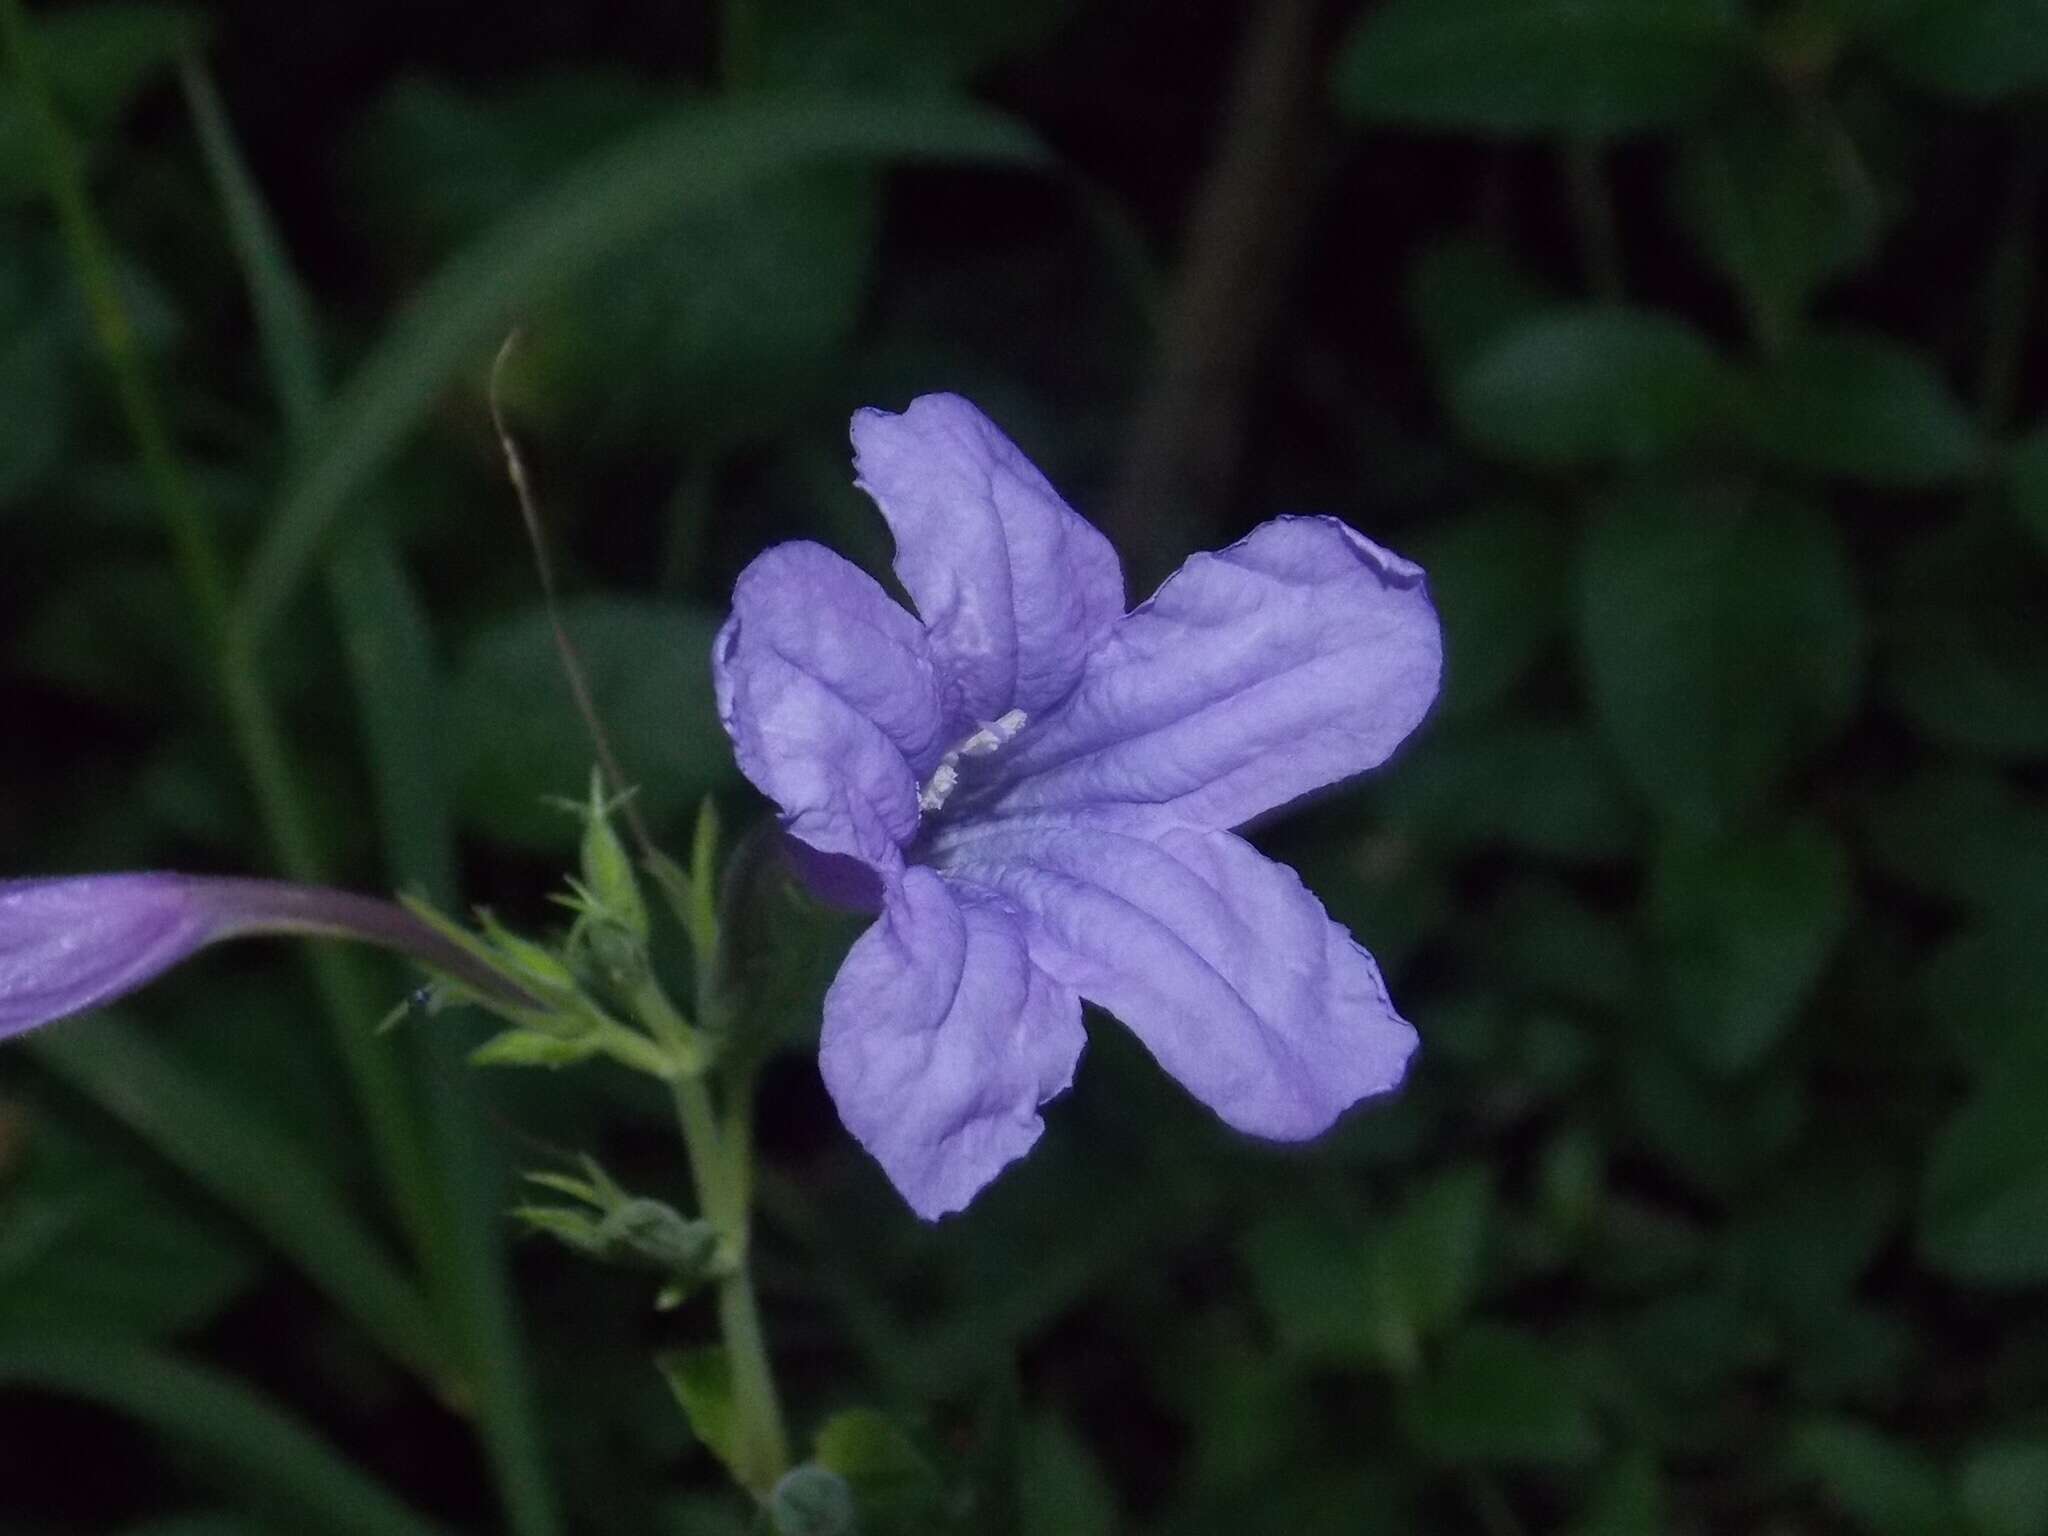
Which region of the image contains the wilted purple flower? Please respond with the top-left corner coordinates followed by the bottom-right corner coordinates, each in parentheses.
top-left (715, 395), bottom-right (1443, 1218)
top-left (0, 874), bottom-right (508, 1038)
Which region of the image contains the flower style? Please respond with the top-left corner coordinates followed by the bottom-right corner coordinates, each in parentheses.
top-left (714, 394), bottom-right (1443, 1218)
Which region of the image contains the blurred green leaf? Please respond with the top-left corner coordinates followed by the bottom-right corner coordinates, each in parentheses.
top-left (1579, 483), bottom-right (1861, 830)
top-left (1884, 519), bottom-right (2048, 754)
top-left (2011, 427), bottom-right (2048, 558)
top-left (1240, 1207), bottom-right (1376, 1364)
top-left (1920, 1030), bottom-right (2048, 1286)
top-left (1016, 1415), bottom-right (1119, 1536)
top-left (1650, 817), bottom-right (1852, 1074)
top-left (659, 1346), bottom-right (739, 1479)
top-left (1367, 1164), bottom-right (1494, 1367)
top-left (1616, 1287), bottom-right (1769, 1401)
top-left (29, 1013), bottom-right (446, 1385)
top-left (0, 2), bottom-right (206, 203)
top-left (1383, 721), bottom-right (1640, 862)
top-left (0, 224), bottom-right (75, 506)
top-left (350, 76), bottom-right (880, 449)
top-left (1401, 1325), bottom-right (1600, 1465)
top-left (1960, 1437), bottom-right (2048, 1536)
top-left (1571, 1451), bottom-right (1666, 1536)
top-left (1924, 912), bottom-right (2048, 1073)
top-left (1410, 502), bottom-right (1566, 720)
top-left (1866, 0), bottom-right (2048, 99)
top-left (1625, 1045), bottom-right (1805, 1196)
top-left (237, 93), bottom-right (1045, 644)
top-left (448, 596), bottom-right (730, 852)
top-left (749, 0), bottom-right (1079, 89)
top-left (1790, 1417), bottom-right (1958, 1536)
top-left (1407, 239), bottom-right (1554, 390)
top-left (1453, 306), bottom-right (1730, 467)
top-left (1332, 0), bottom-right (1749, 137)
top-left (1672, 94), bottom-right (1880, 343)
top-left (1489, 879), bottom-right (1642, 1014)
top-left (1737, 330), bottom-right (1983, 486)
top-left (1860, 766), bottom-right (2048, 913)
top-left (0, 1337), bottom-right (453, 1536)
top-left (813, 1408), bottom-right (942, 1529)
top-left (0, 1113), bottom-right (254, 1340)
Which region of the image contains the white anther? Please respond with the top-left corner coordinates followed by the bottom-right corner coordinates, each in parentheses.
top-left (918, 762), bottom-right (960, 814)
top-left (916, 710), bottom-right (1029, 815)
top-left (957, 708), bottom-right (1029, 758)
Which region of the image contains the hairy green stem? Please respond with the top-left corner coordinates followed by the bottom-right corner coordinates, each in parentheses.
top-left (0, 0), bottom-right (447, 1362)
top-left (673, 1074), bottom-right (790, 1496)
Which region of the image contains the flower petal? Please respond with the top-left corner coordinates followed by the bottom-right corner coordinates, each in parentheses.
top-left (933, 808), bottom-right (1416, 1140)
top-left (991, 516), bottom-right (1442, 830)
top-left (852, 394), bottom-right (1125, 730)
top-left (820, 866), bottom-right (1085, 1220)
top-left (714, 541), bottom-right (947, 873)
top-left (0, 875), bottom-right (226, 1037)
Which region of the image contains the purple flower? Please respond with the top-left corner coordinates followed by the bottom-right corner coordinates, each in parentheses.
top-left (0, 874), bottom-right (509, 1038)
top-left (714, 395), bottom-right (1443, 1218)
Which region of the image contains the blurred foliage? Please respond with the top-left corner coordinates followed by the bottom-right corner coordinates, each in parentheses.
top-left (3, 0), bottom-right (2047, 1532)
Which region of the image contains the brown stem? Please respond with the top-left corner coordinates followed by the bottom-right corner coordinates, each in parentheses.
top-left (1106, 0), bottom-right (1328, 584)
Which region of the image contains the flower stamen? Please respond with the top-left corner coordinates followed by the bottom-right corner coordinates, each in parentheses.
top-left (918, 708), bottom-right (1028, 814)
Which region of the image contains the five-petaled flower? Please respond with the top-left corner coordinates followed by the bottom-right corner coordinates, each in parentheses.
top-left (714, 394), bottom-right (1443, 1219)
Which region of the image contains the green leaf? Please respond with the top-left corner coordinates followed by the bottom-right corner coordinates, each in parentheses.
top-left (1625, 1045), bottom-right (1804, 1197)
top-left (348, 76), bottom-right (881, 449)
top-left (1400, 1325), bottom-right (1600, 1466)
top-left (1453, 306), bottom-right (1730, 467)
top-left (0, 1114), bottom-right (254, 1341)
top-left (1406, 239), bottom-right (1555, 391)
top-left (660, 1347), bottom-right (739, 1479)
top-left (28, 1014), bottom-right (446, 1385)
top-left (0, 2), bottom-right (207, 204)
top-left (448, 597), bottom-right (731, 851)
top-left (1960, 1438), bottom-right (2048, 1536)
top-left (1790, 1418), bottom-right (1959, 1536)
top-left (0, 1337), bottom-right (453, 1536)
top-left (1737, 329), bottom-right (1983, 486)
top-left (1578, 484), bottom-right (1862, 830)
top-left (1859, 766), bottom-right (2048, 913)
top-left (185, 65), bottom-right (561, 1536)
top-left (1672, 94), bottom-right (1880, 342)
top-left (1571, 1452), bottom-right (1666, 1536)
top-left (1868, 0), bottom-right (2048, 100)
top-left (748, 0), bottom-right (1079, 90)
top-left (1382, 721), bottom-right (1640, 862)
top-left (1409, 502), bottom-right (1566, 720)
top-left (1650, 818), bottom-right (1851, 1074)
top-left (1017, 1415), bottom-right (1119, 1536)
top-left (1885, 527), bottom-right (2048, 759)
top-left (1240, 1208), bottom-right (1376, 1364)
top-left (1920, 1031), bottom-right (2048, 1286)
top-left (1925, 912), bottom-right (2048, 1074)
top-left (235, 94), bottom-right (1045, 644)
top-left (1332, 0), bottom-right (1749, 138)
top-left (814, 1409), bottom-right (942, 1527)
top-left (0, 231), bottom-right (76, 507)
top-left (1367, 1165), bottom-right (1495, 1361)
top-left (1488, 879), bottom-right (1643, 1015)
top-left (2010, 427), bottom-right (2048, 558)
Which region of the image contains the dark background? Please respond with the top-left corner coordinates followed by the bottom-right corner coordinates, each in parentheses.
top-left (3, 0), bottom-right (2047, 1532)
